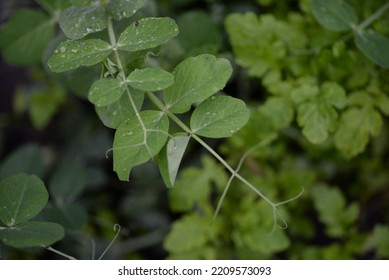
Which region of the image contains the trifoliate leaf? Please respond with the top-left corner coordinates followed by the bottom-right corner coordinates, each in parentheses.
top-left (311, 0), bottom-right (358, 32)
top-left (190, 96), bottom-right (250, 138)
top-left (113, 111), bottom-right (169, 181)
top-left (48, 39), bottom-right (112, 72)
top-left (164, 54), bottom-right (232, 113)
top-left (117, 17), bottom-right (178, 51)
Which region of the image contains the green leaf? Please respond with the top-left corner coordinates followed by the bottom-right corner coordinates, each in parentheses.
top-left (0, 174), bottom-right (48, 227)
top-left (88, 78), bottom-right (125, 106)
top-left (107, 0), bottom-right (145, 21)
top-left (164, 214), bottom-right (210, 253)
top-left (95, 88), bottom-right (144, 129)
top-left (113, 111), bottom-right (169, 181)
top-left (190, 96), bottom-right (250, 138)
top-left (0, 9), bottom-right (54, 65)
top-left (0, 221), bottom-right (64, 248)
top-left (164, 54), bottom-right (233, 113)
top-left (158, 133), bottom-right (190, 188)
top-left (355, 29), bottom-right (389, 69)
top-left (69, 0), bottom-right (91, 6)
top-left (117, 17), bottom-right (179, 51)
top-left (311, 184), bottom-right (359, 237)
top-left (0, 144), bottom-right (44, 179)
top-left (35, 0), bottom-right (71, 14)
top-left (335, 107), bottom-right (382, 158)
top-left (296, 82), bottom-right (347, 144)
top-left (49, 164), bottom-right (87, 205)
top-left (311, 0), bottom-right (358, 32)
top-left (29, 85), bottom-right (66, 130)
top-left (59, 6), bottom-right (107, 40)
top-left (44, 204), bottom-right (87, 231)
top-left (374, 224), bottom-right (389, 258)
top-left (126, 68), bottom-right (174, 91)
top-left (260, 96), bottom-right (294, 130)
top-left (48, 39), bottom-right (112, 72)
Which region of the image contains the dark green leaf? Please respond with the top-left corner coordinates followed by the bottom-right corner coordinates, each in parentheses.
top-left (48, 39), bottom-right (112, 72)
top-left (158, 133), bottom-right (190, 188)
top-left (95, 88), bottom-right (144, 129)
top-left (117, 17), bottom-right (179, 51)
top-left (113, 111), bottom-right (169, 181)
top-left (355, 29), bottom-right (389, 69)
top-left (69, 0), bottom-right (91, 6)
top-left (49, 164), bottom-right (87, 205)
top-left (126, 68), bottom-right (174, 91)
top-left (0, 174), bottom-right (48, 226)
top-left (311, 0), bottom-right (358, 32)
top-left (0, 9), bottom-right (54, 65)
top-left (107, 0), bottom-right (146, 21)
top-left (0, 221), bottom-right (64, 248)
top-left (59, 6), bottom-right (107, 40)
top-left (0, 144), bottom-right (44, 179)
top-left (190, 96), bottom-right (250, 138)
top-left (88, 78), bottom-right (125, 106)
top-left (164, 54), bottom-right (233, 113)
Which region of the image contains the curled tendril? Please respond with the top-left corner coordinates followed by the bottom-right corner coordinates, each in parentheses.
top-left (97, 223), bottom-right (121, 260)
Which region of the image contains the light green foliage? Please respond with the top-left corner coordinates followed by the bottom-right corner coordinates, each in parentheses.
top-left (374, 225), bottom-right (389, 258)
top-left (113, 111), bottom-right (169, 181)
top-left (89, 78), bottom-right (125, 106)
top-left (0, 9), bottom-right (54, 65)
top-left (311, 0), bottom-right (358, 32)
top-left (190, 96), bottom-right (250, 138)
top-left (164, 54), bottom-right (233, 113)
top-left (311, 184), bottom-right (359, 237)
top-left (158, 133), bottom-right (190, 188)
top-left (0, 174), bottom-right (64, 247)
top-left (48, 39), bottom-right (112, 72)
top-left (117, 17), bottom-right (179, 51)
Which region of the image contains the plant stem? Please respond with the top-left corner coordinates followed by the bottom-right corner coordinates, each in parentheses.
top-left (357, 1), bottom-right (389, 32)
top-left (43, 246), bottom-right (77, 260)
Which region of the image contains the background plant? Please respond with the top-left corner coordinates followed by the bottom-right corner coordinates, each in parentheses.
top-left (1, 0), bottom-right (389, 260)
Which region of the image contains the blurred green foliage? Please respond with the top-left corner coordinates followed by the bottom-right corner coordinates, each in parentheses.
top-left (1, 0), bottom-right (389, 260)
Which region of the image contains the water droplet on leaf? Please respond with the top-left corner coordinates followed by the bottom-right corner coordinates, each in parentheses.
top-left (60, 46), bottom-right (67, 53)
top-left (86, 27), bottom-right (93, 33)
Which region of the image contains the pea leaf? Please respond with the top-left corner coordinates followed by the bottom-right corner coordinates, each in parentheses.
top-left (158, 133), bottom-right (190, 188)
top-left (59, 6), bottom-right (107, 40)
top-left (35, 0), bottom-right (71, 14)
top-left (48, 39), bottom-right (112, 72)
top-left (0, 221), bottom-right (64, 248)
top-left (0, 144), bottom-right (44, 179)
top-left (0, 174), bottom-right (48, 227)
top-left (0, 9), bottom-right (54, 65)
top-left (164, 54), bottom-right (233, 113)
top-left (88, 78), bottom-right (125, 106)
top-left (113, 111), bottom-right (169, 181)
top-left (374, 224), bottom-right (389, 258)
top-left (126, 68), bottom-right (174, 91)
top-left (355, 29), bottom-right (389, 69)
top-left (49, 164), bottom-right (87, 205)
top-left (311, 0), bottom-right (358, 32)
top-left (95, 88), bottom-right (144, 129)
top-left (335, 107), bottom-right (382, 158)
top-left (190, 96), bottom-right (250, 138)
top-left (117, 17), bottom-right (179, 52)
top-left (107, 0), bottom-right (145, 21)
top-left (69, 0), bottom-right (91, 6)
top-left (44, 204), bottom-right (87, 231)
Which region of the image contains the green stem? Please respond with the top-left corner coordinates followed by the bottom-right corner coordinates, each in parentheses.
top-left (357, 1), bottom-right (389, 32)
top-left (43, 246), bottom-right (77, 260)
top-left (146, 92), bottom-right (276, 206)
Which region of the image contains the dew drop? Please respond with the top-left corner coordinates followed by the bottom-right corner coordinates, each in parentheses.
top-left (210, 96), bottom-right (216, 100)
top-left (113, 111), bottom-right (117, 116)
top-left (54, 50), bottom-right (59, 54)
top-left (86, 27), bottom-right (93, 33)
top-left (60, 46), bottom-right (67, 53)
top-left (71, 49), bottom-right (78, 53)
